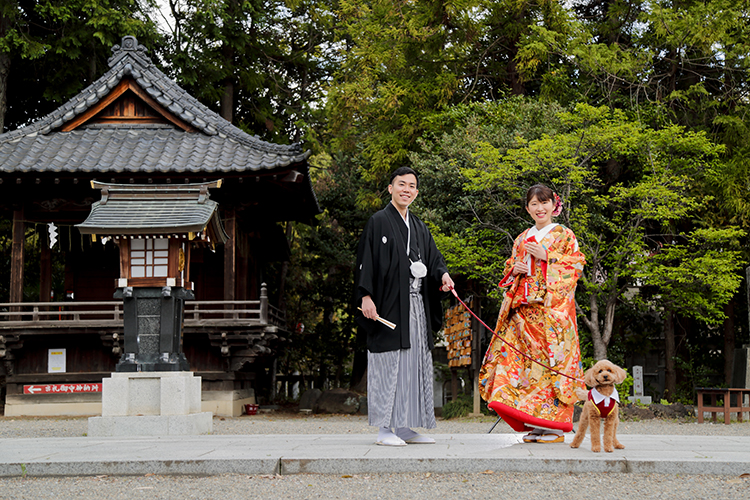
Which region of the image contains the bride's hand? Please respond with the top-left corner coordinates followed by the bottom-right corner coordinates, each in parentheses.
top-left (525, 243), bottom-right (547, 261)
top-left (512, 262), bottom-right (529, 276)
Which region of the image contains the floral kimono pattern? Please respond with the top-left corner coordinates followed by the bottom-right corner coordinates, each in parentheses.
top-left (479, 224), bottom-right (586, 432)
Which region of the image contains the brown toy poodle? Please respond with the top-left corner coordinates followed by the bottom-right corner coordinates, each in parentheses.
top-left (570, 359), bottom-right (627, 453)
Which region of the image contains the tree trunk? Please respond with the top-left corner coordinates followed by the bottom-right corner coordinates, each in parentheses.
top-left (505, 9), bottom-right (527, 96)
top-left (723, 299), bottom-right (735, 386)
top-left (88, 40), bottom-right (97, 84)
top-left (0, 6), bottom-right (10, 134)
top-left (0, 51), bottom-right (10, 134)
top-left (220, 78), bottom-right (234, 122)
top-left (277, 222), bottom-right (293, 309)
top-left (577, 289), bottom-right (618, 361)
top-left (219, 0), bottom-right (238, 123)
top-left (664, 311), bottom-right (676, 402)
top-left (578, 293), bottom-right (604, 359)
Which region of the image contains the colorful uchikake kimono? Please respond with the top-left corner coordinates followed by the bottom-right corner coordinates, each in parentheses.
top-left (479, 223), bottom-right (586, 433)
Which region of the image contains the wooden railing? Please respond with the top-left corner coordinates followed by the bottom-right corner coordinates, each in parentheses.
top-left (183, 300), bottom-right (286, 327)
top-left (0, 301), bottom-right (123, 327)
top-left (0, 299), bottom-right (286, 330)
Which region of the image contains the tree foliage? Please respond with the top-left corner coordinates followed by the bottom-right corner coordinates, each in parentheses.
top-left (4, 0), bottom-right (750, 398)
top-left (161, 0), bottom-right (335, 142)
top-left (0, 0), bottom-right (160, 133)
top-left (419, 101), bottom-right (741, 361)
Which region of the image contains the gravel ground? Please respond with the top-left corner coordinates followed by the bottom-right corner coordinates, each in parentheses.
top-left (1, 413), bottom-right (749, 499)
top-left (0, 471), bottom-right (748, 499)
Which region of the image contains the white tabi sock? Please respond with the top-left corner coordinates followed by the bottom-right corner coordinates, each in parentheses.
top-left (378, 427), bottom-right (396, 441)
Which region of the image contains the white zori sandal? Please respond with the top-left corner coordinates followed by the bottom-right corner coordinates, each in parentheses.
top-left (376, 428), bottom-right (407, 446)
top-left (396, 427), bottom-right (436, 444)
top-left (522, 427), bottom-right (545, 443)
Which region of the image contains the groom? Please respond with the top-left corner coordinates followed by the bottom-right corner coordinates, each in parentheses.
top-left (354, 166), bottom-right (454, 446)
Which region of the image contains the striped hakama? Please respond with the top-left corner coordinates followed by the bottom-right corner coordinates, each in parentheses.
top-left (367, 277), bottom-right (436, 429)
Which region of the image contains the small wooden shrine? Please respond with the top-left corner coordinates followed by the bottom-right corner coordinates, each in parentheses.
top-left (77, 181), bottom-right (228, 372)
top-left (0, 36), bottom-right (319, 416)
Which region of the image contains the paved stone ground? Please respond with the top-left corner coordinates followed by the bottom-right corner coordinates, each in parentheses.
top-left (2, 411), bottom-right (749, 438)
top-left (1, 412), bottom-right (749, 499)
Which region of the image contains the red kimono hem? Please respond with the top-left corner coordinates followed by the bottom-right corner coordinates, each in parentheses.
top-left (488, 401), bottom-right (573, 433)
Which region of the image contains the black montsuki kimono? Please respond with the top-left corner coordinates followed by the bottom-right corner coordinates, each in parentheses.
top-left (354, 202), bottom-right (449, 353)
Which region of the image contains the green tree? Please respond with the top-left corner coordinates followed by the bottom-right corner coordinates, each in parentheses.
top-left (632, 227), bottom-right (745, 400)
top-left (410, 97), bottom-right (566, 294)
top-left (326, 0), bottom-right (574, 186)
top-left (327, 0), bottom-right (467, 182)
top-left (437, 103), bottom-right (737, 361)
top-left (162, 0), bottom-right (335, 142)
top-left (0, 0), bottom-right (160, 133)
top-left (279, 151), bottom-right (375, 391)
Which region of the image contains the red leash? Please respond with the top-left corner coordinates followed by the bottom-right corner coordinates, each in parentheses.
top-left (449, 287), bottom-right (584, 384)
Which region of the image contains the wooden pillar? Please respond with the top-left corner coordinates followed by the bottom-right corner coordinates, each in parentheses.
top-left (184, 243), bottom-right (192, 287)
top-left (247, 231), bottom-right (259, 300)
top-left (471, 297), bottom-right (482, 416)
top-left (450, 367), bottom-right (459, 402)
top-left (40, 230), bottom-right (52, 302)
top-left (236, 230), bottom-right (248, 301)
top-left (10, 208), bottom-right (25, 305)
top-left (223, 207), bottom-right (236, 301)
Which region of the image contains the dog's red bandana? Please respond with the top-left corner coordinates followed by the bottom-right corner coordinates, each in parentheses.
top-left (588, 387), bottom-right (620, 418)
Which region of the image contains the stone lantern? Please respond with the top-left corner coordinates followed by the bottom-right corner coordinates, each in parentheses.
top-left (78, 181), bottom-right (227, 436)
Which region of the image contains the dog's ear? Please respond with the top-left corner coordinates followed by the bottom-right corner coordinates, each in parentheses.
top-left (583, 365), bottom-right (597, 387)
top-left (613, 365), bottom-right (628, 384)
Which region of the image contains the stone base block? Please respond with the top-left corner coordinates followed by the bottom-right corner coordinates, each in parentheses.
top-left (87, 412), bottom-right (213, 437)
top-left (4, 393), bottom-right (101, 417)
top-left (628, 395), bottom-right (653, 405)
top-left (102, 371), bottom-right (202, 417)
top-left (4, 401), bottom-right (102, 417)
top-left (2, 388), bottom-right (253, 417)
top-left (201, 389), bottom-right (256, 417)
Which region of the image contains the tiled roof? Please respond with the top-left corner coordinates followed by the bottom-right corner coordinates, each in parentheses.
top-left (79, 198), bottom-right (220, 233)
top-left (0, 127), bottom-right (308, 173)
top-left (0, 36), bottom-right (311, 173)
top-left (77, 182), bottom-right (229, 243)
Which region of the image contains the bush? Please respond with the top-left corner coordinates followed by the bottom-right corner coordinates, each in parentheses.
top-left (619, 371), bottom-right (634, 398)
top-left (442, 394), bottom-right (473, 419)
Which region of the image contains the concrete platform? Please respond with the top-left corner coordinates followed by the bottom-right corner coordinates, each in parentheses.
top-left (1, 433), bottom-right (748, 477)
top-left (4, 391), bottom-right (255, 417)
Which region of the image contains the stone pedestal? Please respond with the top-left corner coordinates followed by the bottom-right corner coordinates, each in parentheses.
top-left (88, 371), bottom-right (212, 436)
top-left (114, 286), bottom-right (193, 372)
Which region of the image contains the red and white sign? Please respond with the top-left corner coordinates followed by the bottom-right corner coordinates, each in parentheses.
top-left (23, 383), bottom-right (102, 395)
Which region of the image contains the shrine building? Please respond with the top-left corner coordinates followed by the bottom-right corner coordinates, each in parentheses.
top-left (0, 36), bottom-right (320, 416)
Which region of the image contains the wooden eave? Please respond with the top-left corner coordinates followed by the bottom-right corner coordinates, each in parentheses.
top-left (60, 78), bottom-right (197, 133)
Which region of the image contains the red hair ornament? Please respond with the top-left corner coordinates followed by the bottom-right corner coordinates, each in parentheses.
top-left (552, 192), bottom-right (563, 216)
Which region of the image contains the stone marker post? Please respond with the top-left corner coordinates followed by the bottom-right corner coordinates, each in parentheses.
top-left (628, 365), bottom-right (652, 404)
